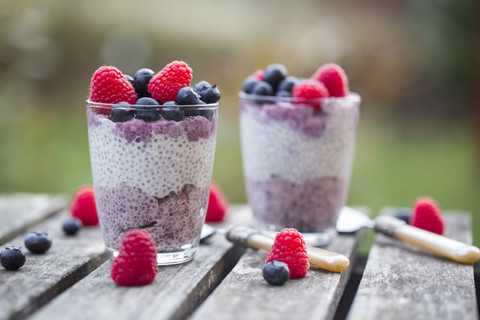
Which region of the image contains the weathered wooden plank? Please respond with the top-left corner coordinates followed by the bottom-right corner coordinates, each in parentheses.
top-left (347, 210), bottom-right (478, 320)
top-left (0, 209), bottom-right (107, 320)
top-left (28, 233), bottom-right (245, 320)
top-left (190, 227), bottom-right (365, 320)
top-left (0, 194), bottom-right (67, 245)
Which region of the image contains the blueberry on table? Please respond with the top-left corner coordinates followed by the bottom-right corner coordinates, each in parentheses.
top-left (133, 68), bottom-right (155, 98)
top-left (263, 63), bottom-right (288, 90)
top-left (62, 218), bottom-right (82, 236)
top-left (0, 247), bottom-right (26, 270)
top-left (134, 97), bottom-right (160, 122)
top-left (111, 102), bottom-right (134, 122)
top-left (177, 87), bottom-right (201, 105)
top-left (263, 260), bottom-right (290, 286)
top-left (24, 232), bottom-right (52, 254)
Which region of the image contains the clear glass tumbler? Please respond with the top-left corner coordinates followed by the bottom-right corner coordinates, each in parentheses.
top-left (86, 100), bottom-right (218, 265)
top-left (239, 92), bottom-right (360, 246)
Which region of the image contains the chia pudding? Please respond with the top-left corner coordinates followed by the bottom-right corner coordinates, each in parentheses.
top-left (239, 63), bottom-right (360, 245)
top-left (87, 102), bottom-right (218, 262)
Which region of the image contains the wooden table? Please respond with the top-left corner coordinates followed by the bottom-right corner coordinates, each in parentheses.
top-left (0, 194), bottom-right (478, 320)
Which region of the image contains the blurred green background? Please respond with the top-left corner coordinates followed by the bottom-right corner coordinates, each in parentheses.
top-left (0, 1), bottom-right (479, 244)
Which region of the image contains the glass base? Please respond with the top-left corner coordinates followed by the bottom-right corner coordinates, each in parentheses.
top-left (108, 247), bottom-right (197, 266)
top-left (259, 227), bottom-right (337, 247)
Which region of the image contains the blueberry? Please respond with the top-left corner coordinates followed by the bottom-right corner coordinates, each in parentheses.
top-left (184, 104), bottom-right (214, 120)
top-left (177, 87), bottom-right (201, 105)
top-left (252, 81), bottom-right (274, 96)
top-left (160, 102), bottom-right (184, 122)
top-left (242, 76), bottom-right (260, 94)
top-left (133, 68), bottom-right (155, 98)
top-left (198, 85), bottom-right (220, 104)
top-left (276, 90), bottom-right (292, 98)
top-left (24, 232), bottom-right (52, 254)
top-left (263, 63), bottom-right (288, 90)
top-left (62, 219), bottom-right (82, 236)
top-left (193, 80), bottom-right (212, 94)
top-left (110, 102), bottom-right (134, 122)
top-left (277, 76), bottom-right (298, 93)
top-left (263, 260), bottom-right (290, 286)
top-left (135, 97), bottom-right (160, 122)
top-left (0, 247), bottom-right (26, 270)
top-left (125, 74), bottom-right (134, 87)
top-left (395, 210), bottom-right (411, 224)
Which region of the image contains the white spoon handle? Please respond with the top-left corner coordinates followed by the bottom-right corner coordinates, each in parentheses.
top-left (374, 216), bottom-right (480, 264)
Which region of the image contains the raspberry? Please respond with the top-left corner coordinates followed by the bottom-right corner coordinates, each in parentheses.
top-left (311, 63), bottom-right (349, 97)
top-left (411, 196), bottom-right (445, 235)
top-left (292, 79), bottom-right (329, 110)
top-left (110, 229), bottom-right (158, 286)
top-left (148, 61), bottom-right (193, 103)
top-left (265, 228), bottom-right (309, 278)
top-left (252, 69), bottom-right (264, 80)
top-left (205, 182), bottom-right (229, 223)
top-left (89, 66), bottom-right (137, 114)
top-left (70, 185), bottom-right (99, 226)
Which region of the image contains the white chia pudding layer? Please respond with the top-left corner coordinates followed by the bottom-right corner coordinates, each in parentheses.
top-left (239, 94), bottom-right (360, 233)
top-left (87, 109), bottom-right (217, 252)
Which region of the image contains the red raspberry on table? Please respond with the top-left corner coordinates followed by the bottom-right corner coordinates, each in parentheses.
top-left (205, 182), bottom-right (229, 223)
top-left (111, 229), bottom-right (158, 286)
top-left (89, 66), bottom-right (137, 114)
top-left (148, 61), bottom-right (193, 103)
top-left (292, 79), bottom-right (329, 110)
top-left (311, 63), bottom-right (349, 97)
top-left (265, 228), bottom-right (310, 278)
top-left (70, 185), bottom-right (99, 226)
top-left (411, 196), bottom-right (445, 235)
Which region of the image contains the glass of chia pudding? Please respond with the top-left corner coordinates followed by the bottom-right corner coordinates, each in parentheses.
top-left (86, 61), bottom-right (220, 264)
top-left (239, 63), bottom-right (360, 246)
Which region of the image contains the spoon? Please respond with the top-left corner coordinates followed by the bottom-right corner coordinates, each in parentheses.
top-left (337, 206), bottom-right (480, 264)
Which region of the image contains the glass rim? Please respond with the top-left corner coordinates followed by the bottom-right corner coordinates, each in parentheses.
top-left (238, 91), bottom-right (360, 104)
top-left (86, 99), bottom-right (219, 110)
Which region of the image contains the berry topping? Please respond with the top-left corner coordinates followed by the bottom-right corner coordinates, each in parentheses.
top-left (125, 74), bottom-right (134, 87)
top-left (160, 102), bottom-right (184, 122)
top-left (0, 247), bottom-right (26, 270)
top-left (70, 185), bottom-right (99, 226)
top-left (148, 60), bottom-right (193, 103)
top-left (24, 232), bottom-right (52, 254)
top-left (110, 102), bottom-right (134, 123)
top-left (177, 87), bottom-right (201, 105)
top-left (242, 76), bottom-right (260, 94)
top-left (89, 66), bottom-right (137, 111)
top-left (276, 90), bottom-right (291, 98)
top-left (193, 80), bottom-right (212, 93)
top-left (62, 218), bottom-right (82, 236)
top-left (263, 63), bottom-right (288, 90)
top-left (198, 85), bottom-right (221, 104)
top-left (411, 196), bottom-right (445, 235)
top-left (277, 76), bottom-right (299, 93)
top-left (292, 79), bottom-right (329, 110)
top-left (265, 228), bottom-right (309, 278)
top-left (252, 81), bottom-right (274, 96)
top-left (133, 68), bottom-right (155, 98)
top-left (110, 229), bottom-right (158, 286)
top-left (252, 69), bottom-right (264, 80)
top-left (263, 260), bottom-right (290, 286)
top-left (205, 182), bottom-right (229, 223)
top-left (311, 63), bottom-right (349, 97)
top-left (134, 97), bottom-right (160, 122)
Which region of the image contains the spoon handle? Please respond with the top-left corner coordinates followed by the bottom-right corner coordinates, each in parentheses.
top-left (226, 226), bottom-right (350, 272)
top-left (375, 216), bottom-right (480, 264)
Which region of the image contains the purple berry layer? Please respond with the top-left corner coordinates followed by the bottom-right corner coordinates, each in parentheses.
top-left (87, 108), bottom-right (217, 253)
top-left (246, 175), bottom-right (347, 232)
